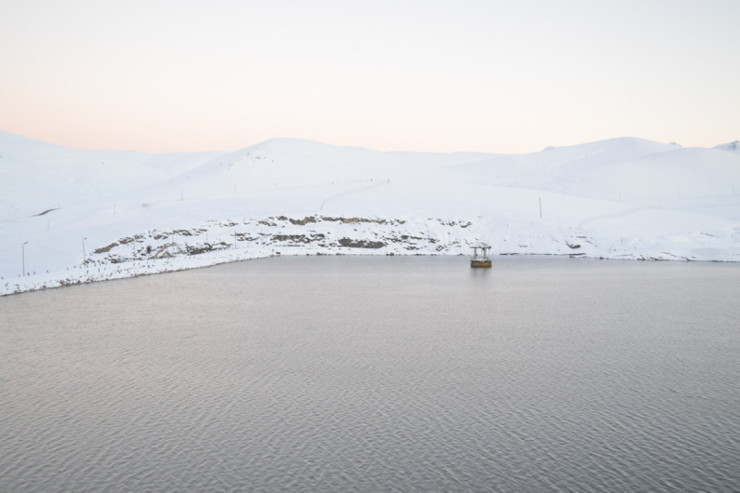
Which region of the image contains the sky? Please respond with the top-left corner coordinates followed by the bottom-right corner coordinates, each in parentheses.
top-left (1, 0), bottom-right (739, 154)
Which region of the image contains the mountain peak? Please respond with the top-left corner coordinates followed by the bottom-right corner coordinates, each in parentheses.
top-left (714, 140), bottom-right (740, 152)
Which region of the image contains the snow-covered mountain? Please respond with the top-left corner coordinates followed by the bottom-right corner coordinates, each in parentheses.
top-left (2, 131), bottom-right (739, 295)
top-left (715, 140), bottom-right (740, 153)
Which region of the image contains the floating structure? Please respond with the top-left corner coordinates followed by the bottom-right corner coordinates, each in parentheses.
top-left (470, 245), bottom-right (492, 268)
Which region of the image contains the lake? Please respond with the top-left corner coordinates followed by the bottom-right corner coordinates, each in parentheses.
top-left (1, 256), bottom-right (739, 492)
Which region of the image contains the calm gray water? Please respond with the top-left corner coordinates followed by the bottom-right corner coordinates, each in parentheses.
top-left (1, 256), bottom-right (739, 492)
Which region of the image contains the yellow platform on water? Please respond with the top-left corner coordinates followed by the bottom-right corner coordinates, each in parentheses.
top-left (470, 259), bottom-right (492, 268)
top-left (470, 245), bottom-right (492, 268)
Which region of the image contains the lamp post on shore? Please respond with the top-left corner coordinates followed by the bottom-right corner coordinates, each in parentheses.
top-left (22, 241), bottom-right (28, 276)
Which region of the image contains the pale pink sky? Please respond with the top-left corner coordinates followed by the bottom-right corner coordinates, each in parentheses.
top-left (1, 0), bottom-right (739, 153)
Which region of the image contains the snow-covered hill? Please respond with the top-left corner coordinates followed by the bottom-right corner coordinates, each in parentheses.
top-left (2, 131), bottom-right (739, 295)
top-left (715, 140), bottom-right (740, 153)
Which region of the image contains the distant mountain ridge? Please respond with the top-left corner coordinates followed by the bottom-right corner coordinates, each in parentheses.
top-left (715, 140), bottom-right (740, 152)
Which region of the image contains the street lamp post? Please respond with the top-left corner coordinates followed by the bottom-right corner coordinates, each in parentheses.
top-left (22, 241), bottom-right (28, 276)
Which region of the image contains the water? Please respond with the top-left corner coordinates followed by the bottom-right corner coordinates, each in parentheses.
top-left (1, 256), bottom-right (739, 492)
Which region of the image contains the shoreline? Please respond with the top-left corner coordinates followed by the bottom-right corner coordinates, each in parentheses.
top-left (3, 214), bottom-right (738, 297)
top-left (2, 250), bottom-right (731, 298)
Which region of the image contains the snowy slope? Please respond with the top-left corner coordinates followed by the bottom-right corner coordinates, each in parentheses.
top-left (2, 131), bottom-right (739, 295)
top-left (0, 130), bottom-right (225, 220)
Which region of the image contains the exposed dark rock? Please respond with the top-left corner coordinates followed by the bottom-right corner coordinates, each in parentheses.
top-left (338, 238), bottom-right (385, 249)
top-left (93, 242), bottom-right (119, 254)
top-left (273, 233), bottom-right (326, 244)
top-left (289, 216), bottom-right (318, 225)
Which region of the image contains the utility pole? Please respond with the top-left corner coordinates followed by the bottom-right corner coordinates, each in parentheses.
top-left (539, 196), bottom-right (543, 219)
top-left (22, 241), bottom-right (28, 276)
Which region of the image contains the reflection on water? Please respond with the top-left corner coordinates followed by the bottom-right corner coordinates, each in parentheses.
top-left (2, 256), bottom-right (739, 492)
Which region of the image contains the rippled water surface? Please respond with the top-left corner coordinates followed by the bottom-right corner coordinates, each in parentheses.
top-left (2, 256), bottom-right (739, 492)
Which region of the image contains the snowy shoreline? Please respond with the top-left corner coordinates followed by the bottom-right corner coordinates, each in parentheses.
top-left (3, 132), bottom-right (740, 296)
top-left (3, 214), bottom-right (735, 297)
